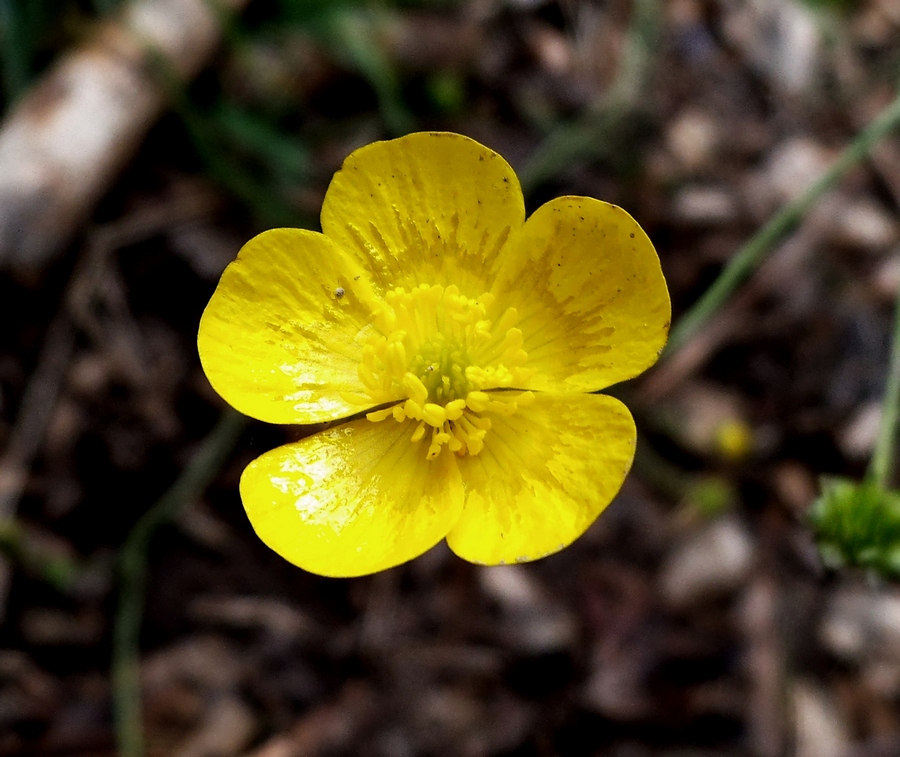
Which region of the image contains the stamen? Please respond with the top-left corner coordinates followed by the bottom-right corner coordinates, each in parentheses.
top-left (465, 391), bottom-right (490, 413)
top-left (422, 403), bottom-right (447, 426)
top-left (410, 421), bottom-right (426, 442)
top-left (445, 399), bottom-right (466, 420)
top-left (353, 283), bottom-right (534, 459)
top-left (366, 407), bottom-right (394, 422)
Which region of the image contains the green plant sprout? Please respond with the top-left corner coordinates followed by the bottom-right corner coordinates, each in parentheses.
top-left (809, 273), bottom-right (900, 578)
top-left (811, 478), bottom-right (900, 577)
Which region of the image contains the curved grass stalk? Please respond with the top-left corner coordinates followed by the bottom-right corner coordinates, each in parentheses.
top-left (870, 282), bottom-right (900, 489)
top-left (112, 409), bottom-right (248, 757)
top-left (666, 89), bottom-right (900, 356)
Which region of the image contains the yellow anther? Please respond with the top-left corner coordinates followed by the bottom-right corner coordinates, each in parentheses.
top-left (422, 403), bottom-right (447, 426)
top-left (487, 398), bottom-right (518, 416)
top-left (340, 391), bottom-right (373, 406)
top-left (387, 339), bottom-right (407, 376)
top-left (445, 399), bottom-right (466, 420)
top-left (468, 365), bottom-right (515, 388)
top-left (403, 373), bottom-right (429, 406)
top-left (516, 391), bottom-right (536, 406)
top-left (469, 415), bottom-right (492, 431)
top-left (465, 366), bottom-right (487, 386)
top-left (410, 421), bottom-right (426, 443)
top-left (467, 436), bottom-right (484, 455)
top-left (358, 360), bottom-right (378, 390)
top-left (404, 399), bottom-right (423, 420)
top-left (459, 414), bottom-right (488, 436)
top-left (494, 307), bottom-right (518, 334)
top-left (466, 391), bottom-right (490, 413)
top-left (503, 328), bottom-right (523, 349)
top-left (367, 407), bottom-right (394, 422)
top-left (427, 427), bottom-right (452, 459)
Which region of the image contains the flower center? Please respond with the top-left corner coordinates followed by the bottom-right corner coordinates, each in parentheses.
top-left (343, 284), bottom-right (534, 459)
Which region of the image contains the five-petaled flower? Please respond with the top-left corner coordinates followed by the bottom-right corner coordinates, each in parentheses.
top-left (198, 132), bottom-right (670, 577)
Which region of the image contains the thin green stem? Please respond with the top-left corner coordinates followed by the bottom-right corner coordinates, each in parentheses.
top-left (666, 88), bottom-right (900, 357)
top-left (869, 287), bottom-right (900, 489)
top-left (112, 409), bottom-right (248, 757)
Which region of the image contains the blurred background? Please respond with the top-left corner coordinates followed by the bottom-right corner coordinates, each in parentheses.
top-left (2, 0), bottom-right (900, 755)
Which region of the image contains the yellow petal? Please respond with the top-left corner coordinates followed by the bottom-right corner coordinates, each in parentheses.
top-left (447, 393), bottom-right (636, 565)
top-left (240, 418), bottom-right (464, 577)
top-left (199, 228), bottom-right (384, 424)
top-left (492, 197), bottom-right (670, 392)
top-left (321, 132), bottom-right (525, 297)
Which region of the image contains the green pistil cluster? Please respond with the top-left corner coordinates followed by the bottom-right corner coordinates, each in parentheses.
top-left (410, 335), bottom-right (473, 404)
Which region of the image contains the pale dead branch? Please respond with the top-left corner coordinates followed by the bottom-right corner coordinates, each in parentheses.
top-left (0, 0), bottom-right (249, 271)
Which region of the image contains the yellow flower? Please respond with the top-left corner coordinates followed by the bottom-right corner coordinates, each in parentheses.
top-left (198, 132), bottom-right (670, 577)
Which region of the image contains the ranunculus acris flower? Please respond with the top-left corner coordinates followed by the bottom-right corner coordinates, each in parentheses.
top-left (199, 132), bottom-right (670, 576)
